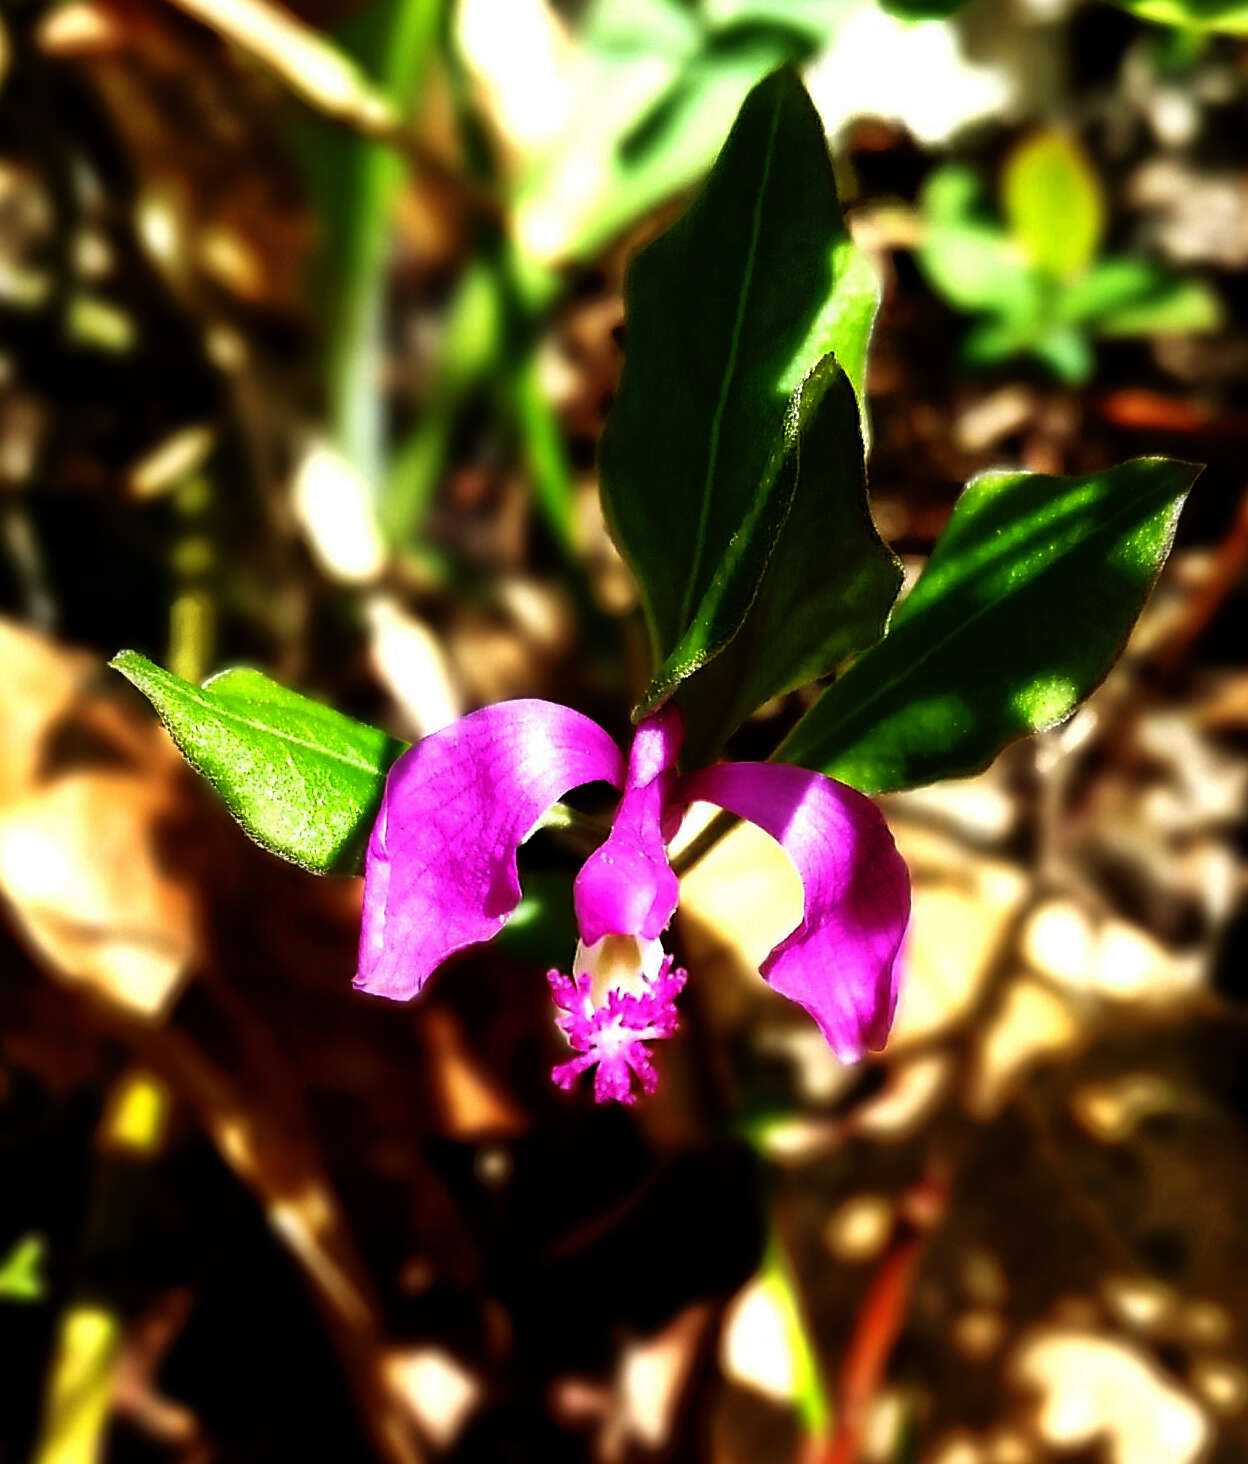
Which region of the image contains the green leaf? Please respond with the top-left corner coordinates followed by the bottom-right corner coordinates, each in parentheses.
top-left (600, 69), bottom-right (882, 727)
top-left (1094, 276), bottom-right (1222, 337)
top-left (111, 652), bottom-right (405, 874)
top-left (1086, 271), bottom-right (1222, 338)
top-left (917, 165), bottom-right (1039, 320)
top-left (513, 0), bottom-right (853, 264)
top-left (1029, 327), bottom-right (1095, 384)
top-left (1059, 255), bottom-right (1222, 337)
top-left (1112, 0), bottom-right (1248, 32)
top-left (959, 316), bottom-right (1036, 367)
top-left (1003, 131), bottom-right (1104, 281)
top-left (919, 222), bottom-right (1039, 320)
top-left (657, 360), bottom-right (902, 762)
top-left (779, 458), bottom-right (1199, 793)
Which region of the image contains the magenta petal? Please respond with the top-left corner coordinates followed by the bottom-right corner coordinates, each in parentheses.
top-left (573, 703), bottom-right (683, 945)
top-left (356, 700), bottom-right (625, 1000)
top-left (679, 763), bottom-right (910, 1061)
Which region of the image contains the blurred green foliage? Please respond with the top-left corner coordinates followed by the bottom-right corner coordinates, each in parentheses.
top-left (0, 1234), bottom-right (46, 1305)
top-left (917, 131), bottom-right (1222, 384)
top-left (1113, 0), bottom-right (1248, 31)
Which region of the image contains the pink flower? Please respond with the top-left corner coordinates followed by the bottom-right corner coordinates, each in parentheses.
top-left (355, 700), bottom-right (909, 1103)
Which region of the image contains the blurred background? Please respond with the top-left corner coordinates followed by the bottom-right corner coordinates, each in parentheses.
top-left (1, 0), bottom-right (1247, 1459)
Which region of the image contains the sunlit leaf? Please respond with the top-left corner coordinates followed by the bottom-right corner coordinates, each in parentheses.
top-left (601, 69), bottom-right (886, 746)
top-left (1003, 131), bottom-right (1104, 281)
top-left (111, 652), bottom-right (404, 874)
top-left (660, 361), bottom-right (902, 763)
top-left (779, 458), bottom-right (1199, 792)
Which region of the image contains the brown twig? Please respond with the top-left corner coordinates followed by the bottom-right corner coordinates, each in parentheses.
top-left (813, 1174), bottom-right (948, 1464)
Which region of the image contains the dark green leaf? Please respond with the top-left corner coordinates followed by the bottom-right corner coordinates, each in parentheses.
top-left (779, 458), bottom-right (1199, 793)
top-left (111, 652), bottom-right (405, 874)
top-left (600, 69), bottom-right (881, 724)
top-left (656, 360), bottom-right (901, 762)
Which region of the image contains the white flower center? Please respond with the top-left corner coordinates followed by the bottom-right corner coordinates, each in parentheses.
top-left (573, 934), bottom-right (668, 1008)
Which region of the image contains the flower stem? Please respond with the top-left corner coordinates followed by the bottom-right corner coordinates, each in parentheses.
top-left (537, 802), bottom-right (611, 847)
top-left (671, 808), bottom-right (739, 876)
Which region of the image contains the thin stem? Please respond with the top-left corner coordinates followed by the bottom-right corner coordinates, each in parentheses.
top-left (763, 1229), bottom-right (833, 1445)
top-left (537, 802), bottom-right (612, 847)
top-left (671, 808), bottom-right (739, 877)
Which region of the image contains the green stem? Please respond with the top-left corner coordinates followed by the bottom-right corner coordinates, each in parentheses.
top-left (763, 1229), bottom-right (833, 1443)
top-left (671, 808), bottom-right (739, 876)
top-left (537, 801), bottom-right (611, 846)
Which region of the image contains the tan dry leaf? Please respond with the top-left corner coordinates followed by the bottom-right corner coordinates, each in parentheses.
top-left (966, 976), bottom-right (1083, 1120)
top-left (0, 621), bottom-right (201, 1019)
top-left (1011, 1326), bottom-right (1210, 1464)
top-left (888, 820), bottom-right (1030, 1049)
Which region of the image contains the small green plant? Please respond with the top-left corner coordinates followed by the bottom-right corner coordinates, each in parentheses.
top-left (917, 130), bottom-right (1222, 384)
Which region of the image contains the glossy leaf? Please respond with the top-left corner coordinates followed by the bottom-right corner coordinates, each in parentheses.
top-left (1003, 131), bottom-right (1104, 281)
top-left (600, 69), bottom-right (881, 727)
top-left (112, 652), bottom-right (405, 874)
top-left (779, 458), bottom-right (1199, 793)
top-left (657, 361), bottom-right (902, 763)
